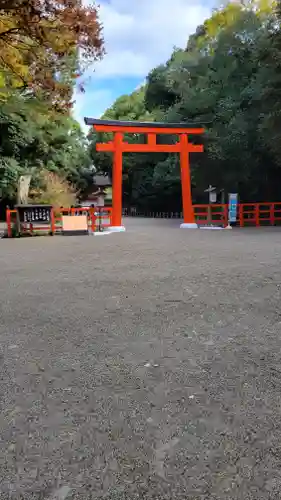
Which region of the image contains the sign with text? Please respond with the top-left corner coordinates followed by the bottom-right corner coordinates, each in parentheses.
top-left (16, 204), bottom-right (52, 224)
top-left (228, 193), bottom-right (238, 223)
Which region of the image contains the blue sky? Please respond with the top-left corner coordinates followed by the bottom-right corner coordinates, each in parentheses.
top-left (74, 0), bottom-right (216, 132)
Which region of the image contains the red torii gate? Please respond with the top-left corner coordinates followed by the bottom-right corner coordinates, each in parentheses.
top-left (84, 118), bottom-right (204, 231)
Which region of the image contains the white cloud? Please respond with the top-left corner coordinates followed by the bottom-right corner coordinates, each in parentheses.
top-left (86, 0), bottom-right (212, 79)
top-left (73, 87), bottom-right (114, 132)
top-left (75, 0), bottom-right (214, 128)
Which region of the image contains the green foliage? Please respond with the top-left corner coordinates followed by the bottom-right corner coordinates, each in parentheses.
top-left (88, 0), bottom-right (281, 210)
top-left (0, 0), bottom-right (103, 213)
top-left (0, 94), bottom-right (92, 202)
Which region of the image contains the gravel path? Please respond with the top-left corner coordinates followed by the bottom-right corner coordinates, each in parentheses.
top-left (1, 218), bottom-right (281, 499)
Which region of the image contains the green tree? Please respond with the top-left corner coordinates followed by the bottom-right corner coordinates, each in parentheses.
top-left (0, 0), bottom-right (104, 109)
top-left (88, 0), bottom-right (281, 211)
top-left (0, 94), bottom-right (92, 201)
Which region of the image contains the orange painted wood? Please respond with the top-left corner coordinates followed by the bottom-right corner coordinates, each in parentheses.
top-left (223, 204), bottom-right (228, 225)
top-left (180, 134), bottom-right (195, 225)
top-left (50, 208), bottom-right (55, 234)
top-left (194, 204), bottom-right (228, 226)
top-left (112, 132), bottom-right (123, 227)
top-left (255, 204), bottom-right (260, 226)
top-left (96, 141), bottom-right (114, 151)
top-left (92, 122), bottom-right (205, 228)
top-left (189, 144), bottom-right (204, 153)
top-left (147, 133), bottom-right (156, 146)
top-left (94, 125), bottom-right (204, 135)
top-left (239, 204), bottom-right (244, 227)
top-left (6, 209), bottom-right (12, 238)
top-left (97, 143), bottom-right (182, 153)
top-left (96, 142), bottom-right (203, 154)
top-left (270, 203), bottom-right (274, 226)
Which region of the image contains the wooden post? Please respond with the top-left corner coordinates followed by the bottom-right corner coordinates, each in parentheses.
top-left (270, 203), bottom-right (274, 226)
top-left (179, 134), bottom-right (197, 228)
top-left (90, 207), bottom-right (96, 232)
top-left (255, 203), bottom-right (260, 227)
top-left (223, 204), bottom-right (228, 227)
top-left (207, 205), bottom-right (212, 225)
top-left (50, 207), bottom-right (55, 235)
top-left (6, 208), bottom-right (12, 238)
top-left (239, 203), bottom-right (244, 227)
top-left (111, 132), bottom-right (125, 230)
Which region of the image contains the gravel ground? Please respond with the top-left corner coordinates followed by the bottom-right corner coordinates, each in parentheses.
top-left (1, 218), bottom-right (281, 500)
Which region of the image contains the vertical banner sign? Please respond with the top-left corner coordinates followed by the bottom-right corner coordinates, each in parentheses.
top-left (228, 193), bottom-right (238, 223)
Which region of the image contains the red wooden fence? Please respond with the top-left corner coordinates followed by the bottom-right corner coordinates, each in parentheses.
top-left (193, 203), bottom-right (281, 227)
top-left (6, 206), bottom-right (112, 237)
top-left (123, 203), bottom-right (281, 227)
top-left (6, 203), bottom-right (281, 237)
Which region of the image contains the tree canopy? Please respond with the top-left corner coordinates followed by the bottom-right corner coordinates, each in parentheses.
top-left (0, 0), bottom-right (103, 211)
top-left (0, 95), bottom-right (92, 199)
top-left (88, 0), bottom-right (281, 211)
top-left (0, 0), bottom-right (103, 108)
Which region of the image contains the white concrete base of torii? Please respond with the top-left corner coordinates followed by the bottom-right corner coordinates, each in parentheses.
top-left (107, 226), bottom-right (126, 232)
top-left (180, 223), bottom-right (198, 229)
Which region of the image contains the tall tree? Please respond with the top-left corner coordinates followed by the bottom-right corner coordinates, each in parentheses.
top-left (0, 93), bottom-right (92, 200)
top-left (0, 0), bottom-right (104, 109)
top-left (88, 0), bottom-right (281, 210)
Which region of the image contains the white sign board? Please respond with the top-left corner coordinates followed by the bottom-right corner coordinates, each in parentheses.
top-left (210, 191), bottom-right (217, 203)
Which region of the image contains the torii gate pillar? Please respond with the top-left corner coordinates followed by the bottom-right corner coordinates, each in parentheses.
top-left (84, 118), bottom-right (204, 231)
top-left (111, 131), bottom-right (124, 231)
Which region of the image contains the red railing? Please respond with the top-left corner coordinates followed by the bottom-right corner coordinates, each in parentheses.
top-left (6, 203), bottom-right (281, 237)
top-left (193, 204), bottom-right (228, 226)
top-left (6, 206), bottom-right (112, 237)
top-left (6, 209), bottom-right (17, 238)
top-left (125, 203), bottom-right (281, 226)
top-left (55, 207), bottom-right (112, 232)
top-left (6, 207), bottom-right (56, 237)
top-left (238, 203), bottom-right (281, 226)
top-left (194, 203), bottom-right (281, 227)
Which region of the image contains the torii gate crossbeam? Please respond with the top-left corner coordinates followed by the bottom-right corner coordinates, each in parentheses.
top-left (84, 118), bottom-right (204, 231)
